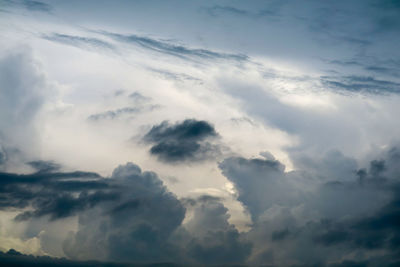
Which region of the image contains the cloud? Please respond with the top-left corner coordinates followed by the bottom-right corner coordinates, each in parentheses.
top-left (4, 148), bottom-right (400, 265)
top-left (180, 195), bottom-right (252, 265)
top-left (205, 5), bottom-right (280, 19)
top-left (88, 107), bottom-right (142, 121)
top-left (0, 0), bottom-right (52, 13)
top-left (63, 162), bottom-right (186, 263)
top-left (128, 92), bottom-right (152, 103)
top-left (0, 146), bottom-right (6, 166)
top-left (100, 31), bottom-right (248, 62)
top-left (0, 48), bottom-right (51, 162)
top-left (88, 106), bottom-right (159, 121)
top-left (219, 156), bottom-right (288, 222)
top-left (87, 91), bottom-right (159, 121)
top-left (0, 248), bottom-right (177, 267)
top-left (219, 147), bottom-right (400, 266)
top-left (0, 167), bottom-right (112, 221)
top-left (321, 75), bottom-right (400, 94)
top-left (0, 160), bottom-right (252, 264)
top-left (22, 0), bottom-right (52, 13)
top-left (27, 160), bottom-right (61, 173)
top-left (42, 33), bottom-right (115, 52)
top-left (143, 119), bottom-right (221, 163)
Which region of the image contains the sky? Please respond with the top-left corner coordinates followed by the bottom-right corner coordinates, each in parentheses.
top-left (1, 0), bottom-right (400, 266)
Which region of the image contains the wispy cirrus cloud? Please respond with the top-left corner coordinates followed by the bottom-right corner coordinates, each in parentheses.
top-left (321, 75), bottom-right (400, 94)
top-left (42, 33), bottom-right (115, 51)
top-left (99, 31), bottom-right (249, 62)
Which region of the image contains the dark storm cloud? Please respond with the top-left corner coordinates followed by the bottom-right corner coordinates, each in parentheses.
top-left (0, 162), bottom-right (189, 263)
top-left (100, 31), bottom-right (248, 62)
top-left (321, 75), bottom-right (400, 94)
top-left (5, 150), bottom-right (400, 265)
top-left (0, 249), bottom-right (180, 267)
top-left (0, 161), bottom-right (253, 265)
top-left (0, 158), bottom-right (253, 264)
top-left (0, 167), bottom-right (115, 221)
top-left (220, 147), bottom-right (400, 266)
top-left (42, 33), bottom-right (115, 51)
top-left (143, 119), bottom-right (220, 163)
top-left (63, 162), bottom-right (186, 263)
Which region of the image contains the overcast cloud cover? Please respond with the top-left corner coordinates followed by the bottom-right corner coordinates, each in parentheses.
top-left (1, 0), bottom-right (400, 266)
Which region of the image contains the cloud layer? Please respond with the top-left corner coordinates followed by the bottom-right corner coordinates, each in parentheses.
top-left (1, 0), bottom-right (400, 266)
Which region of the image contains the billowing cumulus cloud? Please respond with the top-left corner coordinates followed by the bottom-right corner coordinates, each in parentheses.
top-left (2, 148), bottom-right (400, 266)
top-left (220, 147), bottom-right (400, 266)
top-left (63, 163), bottom-right (186, 263)
top-left (180, 195), bottom-right (252, 265)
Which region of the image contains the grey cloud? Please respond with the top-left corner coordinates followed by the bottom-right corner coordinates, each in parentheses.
top-left (42, 33), bottom-right (115, 51)
top-left (220, 147), bottom-right (400, 266)
top-left (208, 5), bottom-right (248, 16)
top-left (88, 92), bottom-right (158, 121)
top-left (5, 149), bottom-right (400, 265)
top-left (63, 162), bottom-right (186, 263)
top-left (0, 50), bottom-right (47, 129)
top-left (143, 119), bottom-right (221, 163)
top-left (100, 31), bottom-right (248, 62)
top-left (321, 75), bottom-right (400, 94)
top-left (88, 105), bottom-right (160, 121)
top-left (328, 59), bottom-right (363, 67)
top-left (0, 146), bottom-right (6, 166)
top-left (88, 107), bottom-right (142, 121)
top-left (0, 248), bottom-right (179, 267)
top-left (205, 5), bottom-right (280, 19)
top-left (0, 168), bottom-right (111, 220)
top-left (22, 0), bottom-right (52, 13)
top-left (0, 49), bottom-right (50, 161)
top-left (0, 0), bottom-right (52, 13)
top-left (181, 195), bottom-right (252, 265)
top-left (148, 68), bottom-right (202, 84)
top-left (43, 30), bottom-right (248, 64)
top-left (27, 160), bottom-right (61, 173)
top-left (129, 92), bottom-right (151, 103)
top-left (0, 159), bottom-right (253, 264)
top-left (326, 56), bottom-right (400, 78)
top-left (219, 156), bottom-right (288, 222)
top-left (223, 78), bottom-right (400, 160)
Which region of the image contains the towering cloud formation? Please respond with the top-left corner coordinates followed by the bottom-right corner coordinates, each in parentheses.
top-left (0, 49), bottom-right (52, 168)
top-left (181, 195), bottom-right (252, 265)
top-left (62, 162), bottom-right (186, 263)
top-left (0, 161), bottom-right (250, 265)
top-left (219, 148), bottom-right (400, 266)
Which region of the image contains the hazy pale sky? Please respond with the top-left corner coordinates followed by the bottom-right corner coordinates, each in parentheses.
top-left (1, 1), bottom-right (400, 266)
